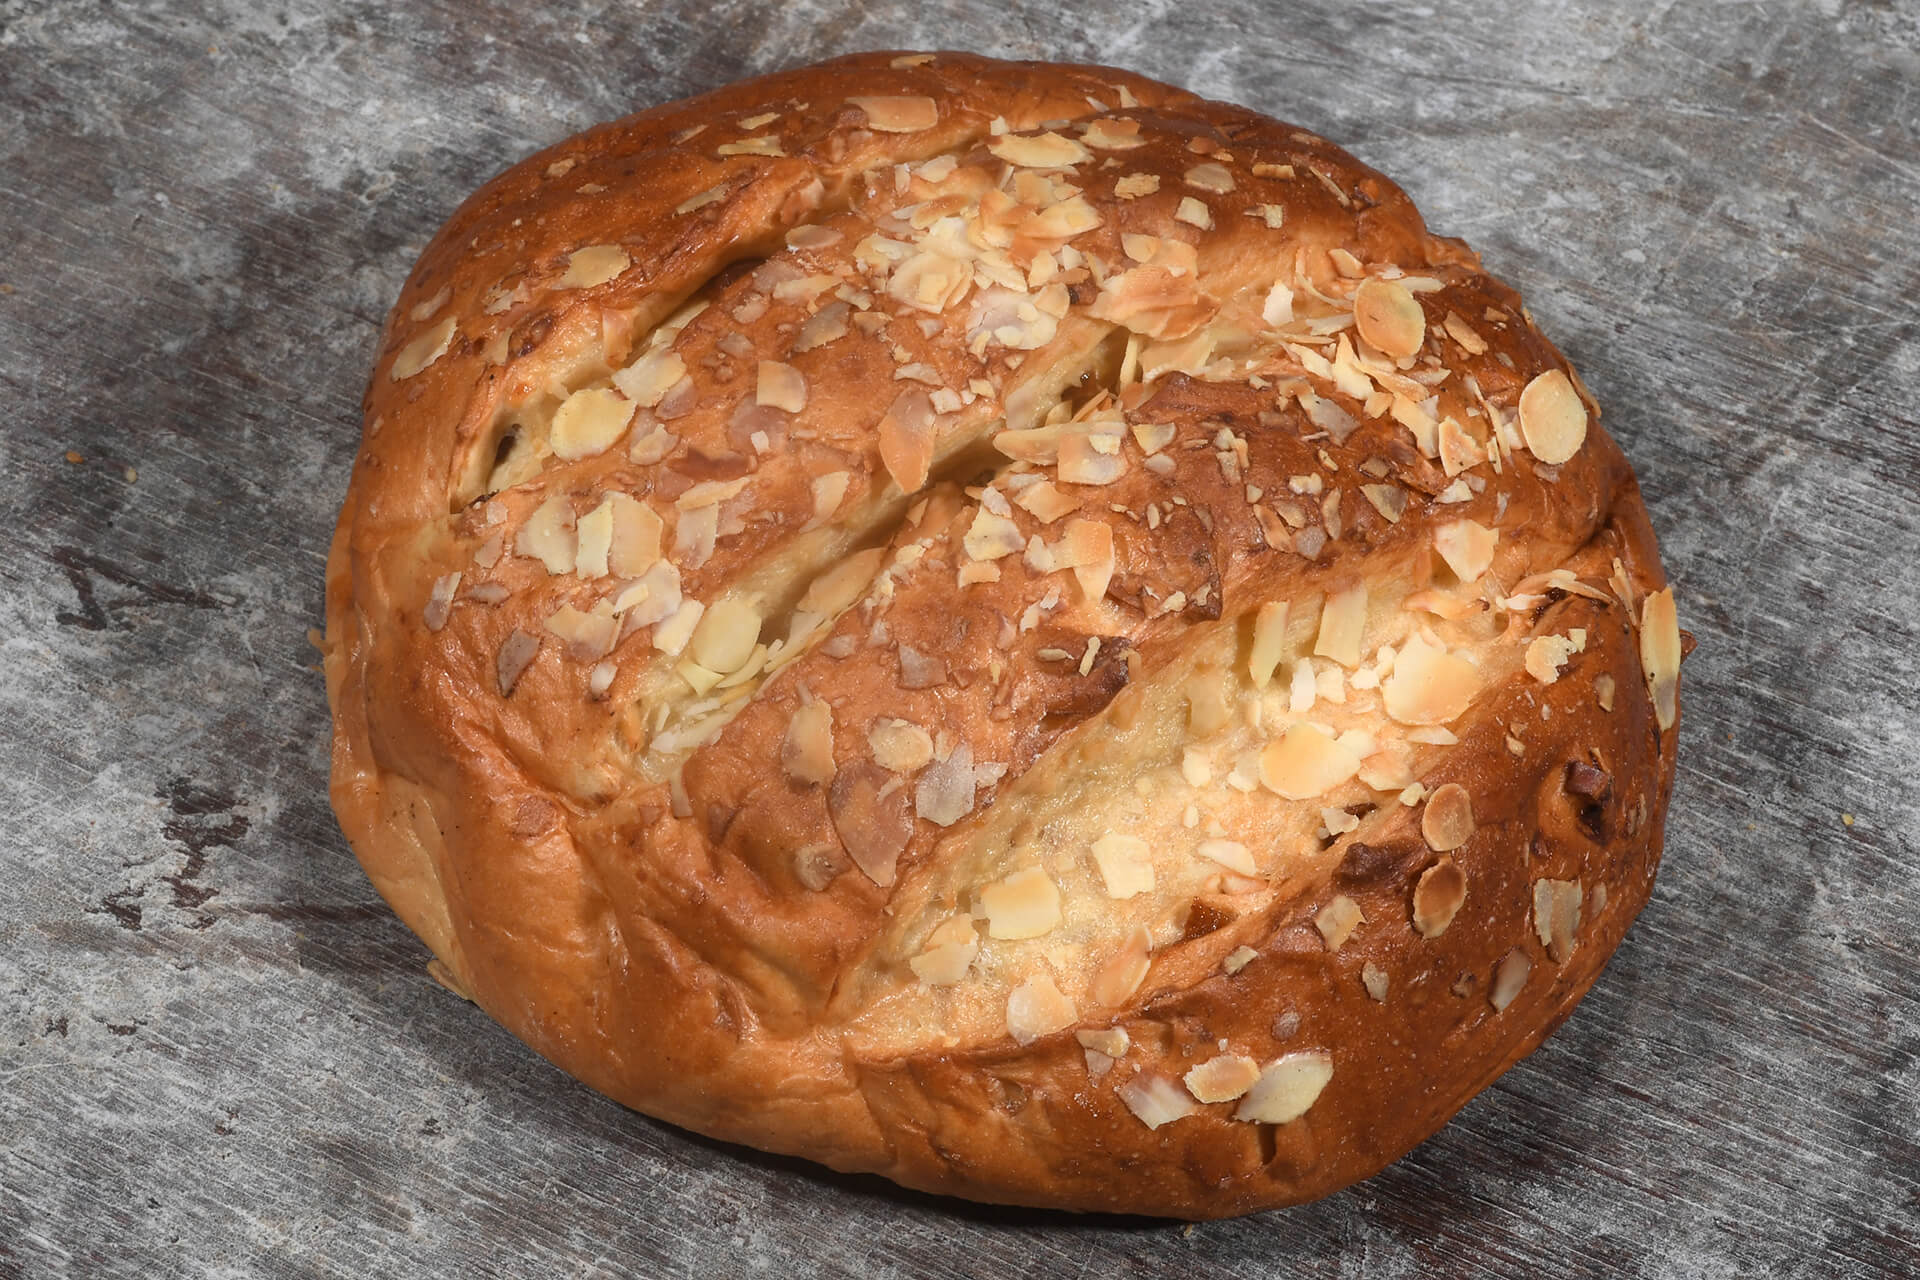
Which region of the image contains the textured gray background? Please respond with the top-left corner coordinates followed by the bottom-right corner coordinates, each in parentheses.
top-left (2, 0), bottom-right (1917, 1276)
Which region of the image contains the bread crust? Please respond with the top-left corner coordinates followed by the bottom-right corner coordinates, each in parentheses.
top-left (324, 51), bottom-right (1682, 1217)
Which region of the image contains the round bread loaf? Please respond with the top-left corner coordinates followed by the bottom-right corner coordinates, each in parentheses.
top-left (324, 51), bottom-right (1685, 1217)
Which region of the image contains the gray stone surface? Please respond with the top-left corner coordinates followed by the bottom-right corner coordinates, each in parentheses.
top-left (2, 0), bottom-right (1916, 1274)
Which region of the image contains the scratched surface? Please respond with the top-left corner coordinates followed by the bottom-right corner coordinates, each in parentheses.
top-left (2, 1), bottom-right (1916, 1275)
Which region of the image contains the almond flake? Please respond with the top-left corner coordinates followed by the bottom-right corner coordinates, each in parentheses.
top-left (688, 597), bottom-right (762, 674)
top-left (1090, 925), bottom-right (1151, 1006)
top-left (1082, 118), bottom-right (1145, 150)
top-left (1382, 634), bottom-right (1479, 725)
top-left (613, 350), bottom-right (687, 408)
top-left (782, 702), bottom-right (836, 785)
top-left (1091, 832), bottom-right (1154, 899)
top-left (550, 387), bottom-right (635, 460)
top-left (878, 389), bottom-right (936, 493)
top-left (1518, 369), bottom-right (1589, 464)
top-left (1640, 587), bottom-right (1681, 730)
top-left (1315, 894), bottom-right (1364, 950)
top-left (1174, 196), bottom-right (1212, 229)
top-left (1006, 973), bottom-right (1076, 1045)
top-left (1434, 519), bottom-right (1497, 583)
top-left (1113, 172), bottom-right (1160, 199)
top-left (675, 185), bottom-right (726, 215)
top-left (1534, 878), bottom-right (1583, 963)
top-left (1259, 723), bottom-right (1362, 800)
top-left (1184, 162), bottom-right (1234, 193)
top-left (988, 131), bottom-right (1090, 169)
top-left (1490, 949), bottom-right (1531, 1011)
top-left (755, 360), bottom-right (807, 414)
top-left (980, 867), bottom-right (1062, 939)
top-left (1120, 1073), bottom-right (1199, 1129)
top-left (848, 95), bottom-right (938, 132)
top-left (1185, 1054), bottom-right (1260, 1103)
top-left (1526, 634), bottom-right (1577, 684)
top-left (1412, 857), bottom-right (1466, 937)
top-left (515, 494), bottom-right (576, 574)
top-left (1195, 839), bottom-right (1254, 875)
top-left (1234, 1052), bottom-right (1332, 1124)
top-left (390, 316), bottom-right (455, 380)
top-left (716, 135), bottom-right (783, 156)
top-left (1421, 783), bottom-right (1476, 851)
top-left (1443, 310), bottom-right (1488, 355)
top-left (1249, 600), bottom-right (1289, 688)
top-left (908, 916), bottom-right (978, 985)
top-left (558, 244), bottom-right (629, 289)
top-left (1313, 583), bottom-right (1368, 668)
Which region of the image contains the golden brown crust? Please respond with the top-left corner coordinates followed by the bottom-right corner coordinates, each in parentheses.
top-left (323, 51), bottom-right (1683, 1217)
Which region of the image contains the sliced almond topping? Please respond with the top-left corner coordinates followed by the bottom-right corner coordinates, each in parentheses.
top-left (1533, 878), bottom-right (1583, 963)
top-left (1594, 671), bottom-right (1618, 712)
top-left (782, 702), bottom-right (836, 785)
top-left (423, 572), bottom-right (461, 632)
top-left (544, 602), bottom-right (618, 662)
top-left (1234, 1052), bottom-right (1333, 1124)
top-left (1262, 279), bottom-right (1295, 327)
top-left (1090, 925), bottom-right (1152, 1006)
top-left (1013, 480), bottom-right (1079, 522)
top-left (1526, 634), bottom-right (1577, 684)
top-left (877, 388), bottom-right (936, 493)
top-left (1249, 600), bottom-right (1289, 688)
top-left (613, 350), bottom-right (687, 408)
top-left (828, 761), bottom-right (911, 887)
top-left (390, 316), bottom-right (456, 380)
top-left (650, 598), bottom-right (704, 656)
top-left (716, 135), bottom-right (783, 157)
top-left (808, 471), bottom-right (850, 528)
top-left (848, 94), bottom-right (939, 132)
top-left (1353, 277), bottom-right (1425, 359)
top-left (1433, 519), bottom-right (1497, 584)
top-left (1412, 857), bottom-right (1466, 938)
top-left (963, 507), bottom-right (1025, 561)
top-left (1057, 432), bottom-right (1127, 485)
top-left (675, 184), bottom-right (726, 215)
top-left (1313, 583), bottom-right (1368, 668)
top-left (915, 743), bottom-right (976, 826)
top-left (1316, 894), bottom-right (1365, 951)
top-left (1259, 723), bottom-right (1363, 800)
top-left (1174, 195), bottom-right (1213, 229)
top-left (1059, 517), bottom-right (1114, 602)
top-left (980, 867), bottom-right (1063, 940)
top-left (1185, 1054), bottom-right (1261, 1103)
top-left (1518, 369), bottom-right (1589, 464)
top-left (550, 387), bottom-right (636, 460)
top-left (756, 360), bottom-right (807, 413)
top-left (515, 494), bottom-right (576, 574)
top-left (908, 916), bottom-right (978, 986)
top-left (1490, 948), bottom-right (1531, 1011)
top-left (687, 597), bottom-right (762, 674)
top-left (1382, 634), bottom-right (1479, 725)
top-left (558, 244), bottom-right (629, 289)
top-left (868, 718), bottom-right (934, 773)
top-left (1195, 839), bottom-right (1255, 876)
top-left (1186, 669), bottom-right (1232, 736)
top-left (798, 547), bottom-right (884, 618)
top-left (1006, 973), bottom-right (1076, 1045)
top-left (1090, 832), bottom-right (1154, 900)
top-left (1361, 962), bottom-right (1389, 1001)
top-left (1420, 783), bottom-right (1476, 852)
top-left (1119, 1073), bottom-right (1199, 1130)
top-left (1183, 162), bottom-right (1235, 193)
top-left (1082, 118), bottom-right (1145, 149)
top-left (495, 629), bottom-right (539, 696)
top-left (1077, 1027), bottom-right (1130, 1057)
top-left (988, 131), bottom-right (1090, 168)
top-left (1443, 310), bottom-right (1488, 354)
top-left (1640, 587), bottom-right (1681, 731)
top-left (1361, 484), bottom-right (1407, 524)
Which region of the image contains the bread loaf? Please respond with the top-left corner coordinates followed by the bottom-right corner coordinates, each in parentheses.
top-left (324, 51), bottom-right (1684, 1217)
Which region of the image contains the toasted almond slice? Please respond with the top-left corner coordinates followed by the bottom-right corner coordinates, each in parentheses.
top-left (1640, 587), bottom-right (1681, 730)
top-left (782, 702), bottom-right (836, 785)
top-left (1090, 832), bottom-right (1154, 899)
top-left (687, 597), bottom-right (762, 674)
top-left (1259, 723), bottom-right (1362, 800)
top-left (964, 507), bottom-right (1025, 561)
top-left (980, 867), bottom-right (1062, 939)
top-left (1060, 518), bottom-right (1114, 602)
top-left (1313, 583), bottom-right (1368, 668)
top-left (988, 131), bottom-right (1090, 168)
top-left (558, 244), bottom-right (629, 289)
top-left (1490, 949), bottom-right (1531, 1010)
top-left (1174, 196), bottom-right (1212, 229)
top-left (1006, 973), bottom-right (1076, 1045)
top-left (1315, 894), bottom-right (1365, 950)
top-left (1519, 369), bottom-right (1589, 464)
top-left (868, 718), bottom-right (934, 773)
top-left (1433, 519), bottom-right (1497, 584)
top-left (1234, 1052), bottom-right (1333, 1124)
top-left (1082, 118), bottom-right (1145, 150)
top-left (550, 387), bottom-right (636, 460)
top-left (1421, 783), bottom-right (1476, 851)
top-left (908, 916), bottom-right (978, 986)
top-left (798, 547), bottom-right (884, 617)
top-left (878, 388), bottom-right (936, 493)
top-left (1195, 839), bottom-right (1255, 875)
top-left (1090, 925), bottom-right (1152, 1006)
top-left (391, 316), bottom-right (456, 380)
top-left (1382, 634), bottom-right (1479, 725)
top-left (515, 494), bottom-right (576, 574)
top-left (1119, 1073), bottom-right (1198, 1129)
top-left (1353, 277), bottom-right (1425, 359)
top-left (1412, 857), bottom-right (1466, 937)
top-left (1183, 162), bottom-right (1235, 193)
top-left (1534, 878), bottom-right (1583, 963)
top-left (1249, 601), bottom-right (1289, 688)
top-left (613, 350), bottom-right (687, 408)
top-left (848, 94), bottom-right (938, 132)
top-left (1185, 1054), bottom-right (1260, 1103)
top-left (756, 360), bottom-right (807, 413)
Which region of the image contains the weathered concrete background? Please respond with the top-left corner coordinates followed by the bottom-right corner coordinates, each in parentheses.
top-left (2, 1), bottom-right (1916, 1275)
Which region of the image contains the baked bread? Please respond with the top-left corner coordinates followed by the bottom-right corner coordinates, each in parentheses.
top-left (324, 51), bottom-right (1685, 1217)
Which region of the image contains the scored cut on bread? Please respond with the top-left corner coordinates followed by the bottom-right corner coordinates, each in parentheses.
top-left (324, 50), bottom-right (1684, 1218)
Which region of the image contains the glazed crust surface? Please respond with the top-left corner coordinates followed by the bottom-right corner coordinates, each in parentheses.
top-left (324, 51), bottom-right (1683, 1217)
